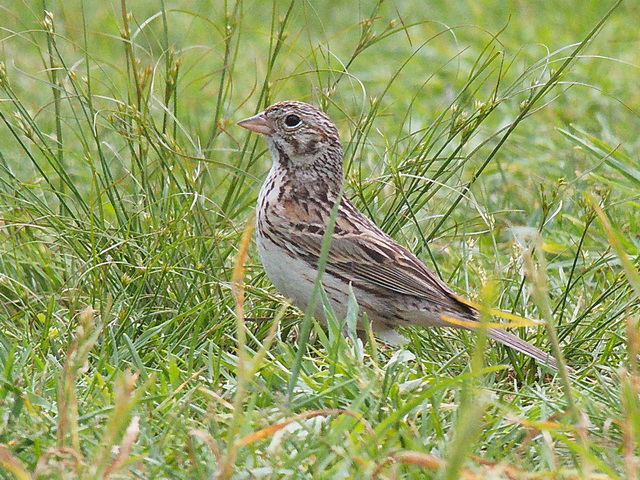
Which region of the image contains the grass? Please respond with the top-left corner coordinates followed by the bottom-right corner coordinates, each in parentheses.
top-left (0, 0), bottom-right (638, 478)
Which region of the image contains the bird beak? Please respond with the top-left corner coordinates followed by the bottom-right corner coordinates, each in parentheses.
top-left (237, 111), bottom-right (273, 135)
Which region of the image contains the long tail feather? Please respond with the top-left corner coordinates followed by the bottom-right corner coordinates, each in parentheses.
top-left (488, 328), bottom-right (557, 368)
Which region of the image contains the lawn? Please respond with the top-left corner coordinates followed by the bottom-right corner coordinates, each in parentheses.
top-left (0, 0), bottom-right (638, 478)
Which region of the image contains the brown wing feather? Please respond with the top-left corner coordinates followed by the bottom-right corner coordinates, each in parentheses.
top-left (282, 197), bottom-right (473, 315)
top-left (273, 196), bottom-right (556, 367)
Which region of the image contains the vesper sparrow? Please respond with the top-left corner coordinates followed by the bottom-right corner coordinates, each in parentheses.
top-left (238, 100), bottom-right (555, 367)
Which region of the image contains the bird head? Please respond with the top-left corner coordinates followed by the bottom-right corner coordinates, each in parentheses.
top-left (238, 101), bottom-right (343, 174)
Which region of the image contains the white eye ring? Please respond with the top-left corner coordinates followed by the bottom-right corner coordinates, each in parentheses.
top-left (284, 114), bottom-right (302, 128)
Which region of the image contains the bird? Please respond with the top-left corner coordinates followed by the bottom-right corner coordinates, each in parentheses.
top-left (237, 100), bottom-right (556, 368)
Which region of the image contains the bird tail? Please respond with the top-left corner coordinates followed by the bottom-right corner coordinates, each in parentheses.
top-left (488, 327), bottom-right (557, 369)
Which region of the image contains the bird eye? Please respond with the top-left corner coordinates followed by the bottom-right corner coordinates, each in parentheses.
top-left (284, 114), bottom-right (301, 127)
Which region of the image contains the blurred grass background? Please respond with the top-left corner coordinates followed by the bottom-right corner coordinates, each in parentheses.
top-left (0, 0), bottom-right (638, 478)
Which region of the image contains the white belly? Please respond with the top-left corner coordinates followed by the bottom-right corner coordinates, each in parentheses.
top-left (256, 233), bottom-right (351, 320)
top-left (256, 232), bottom-right (406, 345)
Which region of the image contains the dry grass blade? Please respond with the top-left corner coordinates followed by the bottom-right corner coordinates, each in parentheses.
top-left (394, 450), bottom-right (443, 468)
top-left (153, 368), bottom-right (206, 413)
top-left (57, 307), bottom-right (101, 453)
top-left (231, 216), bottom-right (255, 371)
top-left (90, 371), bottom-right (145, 478)
top-left (189, 429), bottom-right (222, 465)
top-left (101, 416), bottom-right (140, 479)
top-left (217, 218), bottom-right (256, 480)
top-left (454, 297), bottom-right (546, 326)
top-left (440, 313), bottom-right (542, 329)
top-left (197, 387), bottom-right (234, 410)
top-left (373, 450), bottom-right (616, 480)
top-left (235, 409), bottom-right (376, 447)
top-left (0, 445), bottom-right (33, 480)
top-left (373, 451), bottom-right (476, 479)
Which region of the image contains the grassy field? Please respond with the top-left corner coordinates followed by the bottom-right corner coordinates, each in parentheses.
top-left (0, 0), bottom-right (639, 478)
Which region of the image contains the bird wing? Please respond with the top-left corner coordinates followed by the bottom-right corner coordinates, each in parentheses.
top-left (281, 197), bottom-right (472, 314)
